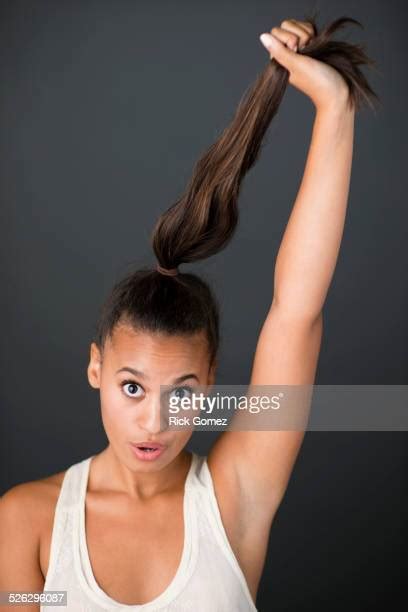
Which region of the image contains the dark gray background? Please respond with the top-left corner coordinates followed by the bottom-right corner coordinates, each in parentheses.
top-left (1, 0), bottom-right (407, 610)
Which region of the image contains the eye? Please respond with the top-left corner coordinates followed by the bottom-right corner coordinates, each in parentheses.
top-left (168, 385), bottom-right (194, 402)
top-left (121, 380), bottom-right (144, 398)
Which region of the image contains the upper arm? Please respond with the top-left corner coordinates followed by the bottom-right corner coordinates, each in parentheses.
top-left (0, 483), bottom-right (44, 601)
top-left (208, 302), bottom-right (323, 528)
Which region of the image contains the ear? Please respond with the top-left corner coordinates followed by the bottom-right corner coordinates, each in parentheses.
top-left (87, 342), bottom-right (103, 389)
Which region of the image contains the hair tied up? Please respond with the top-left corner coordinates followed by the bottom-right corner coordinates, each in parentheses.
top-left (151, 10), bottom-right (379, 275)
top-left (156, 263), bottom-right (179, 277)
top-left (94, 11), bottom-right (378, 369)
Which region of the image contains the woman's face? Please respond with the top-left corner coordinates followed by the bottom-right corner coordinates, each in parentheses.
top-left (87, 323), bottom-right (216, 471)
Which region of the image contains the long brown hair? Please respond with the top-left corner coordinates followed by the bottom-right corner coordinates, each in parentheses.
top-left (93, 13), bottom-right (379, 369)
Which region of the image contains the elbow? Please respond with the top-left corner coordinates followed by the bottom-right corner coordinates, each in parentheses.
top-left (270, 297), bottom-right (324, 328)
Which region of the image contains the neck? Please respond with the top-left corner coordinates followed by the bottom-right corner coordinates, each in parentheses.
top-left (90, 444), bottom-right (191, 500)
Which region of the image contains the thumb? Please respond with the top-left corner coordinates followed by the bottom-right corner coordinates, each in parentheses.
top-left (259, 32), bottom-right (298, 70)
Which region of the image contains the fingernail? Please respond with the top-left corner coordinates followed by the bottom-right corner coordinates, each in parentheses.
top-left (259, 33), bottom-right (275, 50)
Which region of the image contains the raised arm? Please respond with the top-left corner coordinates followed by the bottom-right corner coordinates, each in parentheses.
top-left (273, 102), bottom-right (354, 319)
top-left (208, 19), bottom-right (356, 568)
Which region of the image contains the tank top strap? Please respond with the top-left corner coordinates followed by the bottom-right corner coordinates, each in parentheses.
top-left (61, 457), bottom-right (92, 509)
top-left (188, 453), bottom-right (258, 612)
top-left (44, 456), bottom-right (93, 588)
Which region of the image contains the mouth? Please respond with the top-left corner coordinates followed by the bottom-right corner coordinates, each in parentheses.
top-left (129, 441), bottom-right (166, 461)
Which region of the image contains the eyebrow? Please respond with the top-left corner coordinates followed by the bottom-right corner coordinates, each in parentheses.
top-left (115, 367), bottom-right (199, 385)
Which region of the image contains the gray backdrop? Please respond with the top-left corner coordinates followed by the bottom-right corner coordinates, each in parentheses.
top-left (1, 1), bottom-right (407, 610)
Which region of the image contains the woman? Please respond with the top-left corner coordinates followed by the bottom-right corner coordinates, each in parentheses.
top-left (0, 14), bottom-right (378, 612)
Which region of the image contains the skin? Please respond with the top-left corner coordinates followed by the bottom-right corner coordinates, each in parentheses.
top-left (87, 323), bottom-right (216, 499)
top-left (0, 17), bottom-right (356, 610)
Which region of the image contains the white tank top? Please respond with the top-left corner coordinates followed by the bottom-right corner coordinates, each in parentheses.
top-left (42, 451), bottom-right (258, 611)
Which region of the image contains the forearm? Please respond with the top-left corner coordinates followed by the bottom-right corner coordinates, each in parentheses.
top-left (273, 101), bottom-right (355, 319)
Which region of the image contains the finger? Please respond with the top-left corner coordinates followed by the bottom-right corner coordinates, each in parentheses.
top-left (279, 20), bottom-right (311, 49)
top-left (270, 26), bottom-right (300, 52)
top-left (259, 32), bottom-right (300, 70)
top-left (287, 19), bottom-right (315, 38)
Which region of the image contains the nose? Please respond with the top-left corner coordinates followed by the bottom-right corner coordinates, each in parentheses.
top-left (136, 394), bottom-right (168, 434)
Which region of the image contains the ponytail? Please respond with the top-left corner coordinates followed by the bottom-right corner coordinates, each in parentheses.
top-left (151, 12), bottom-right (379, 271)
top-left (94, 13), bottom-right (378, 367)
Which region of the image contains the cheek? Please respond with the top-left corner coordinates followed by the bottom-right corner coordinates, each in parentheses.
top-left (99, 384), bottom-right (132, 435)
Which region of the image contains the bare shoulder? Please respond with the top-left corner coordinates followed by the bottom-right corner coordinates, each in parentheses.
top-left (0, 468), bottom-right (67, 588)
top-left (1, 468), bottom-right (66, 522)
